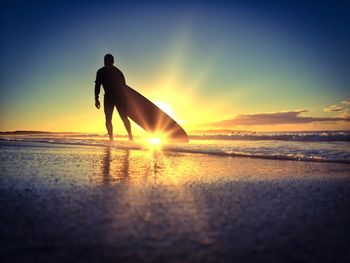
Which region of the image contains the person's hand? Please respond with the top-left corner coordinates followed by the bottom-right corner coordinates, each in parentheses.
top-left (95, 99), bottom-right (101, 109)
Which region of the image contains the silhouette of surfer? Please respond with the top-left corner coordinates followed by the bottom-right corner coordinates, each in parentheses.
top-left (95, 54), bottom-right (133, 141)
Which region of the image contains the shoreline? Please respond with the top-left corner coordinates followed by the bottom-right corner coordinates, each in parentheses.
top-left (1, 139), bottom-right (350, 165)
top-left (1, 142), bottom-right (349, 262)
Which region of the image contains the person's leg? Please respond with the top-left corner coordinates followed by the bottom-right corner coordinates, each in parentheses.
top-left (116, 103), bottom-right (133, 141)
top-left (104, 97), bottom-right (114, 140)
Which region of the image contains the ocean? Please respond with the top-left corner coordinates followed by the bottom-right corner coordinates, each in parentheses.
top-left (1, 131), bottom-right (350, 262)
top-left (1, 131), bottom-right (349, 163)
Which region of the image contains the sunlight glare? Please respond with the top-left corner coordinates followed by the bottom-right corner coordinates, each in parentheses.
top-left (155, 101), bottom-right (175, 118)
top-left (149, 137), bottom-right (161, 145)
top-left (144, 132), bottom-right (169, 150)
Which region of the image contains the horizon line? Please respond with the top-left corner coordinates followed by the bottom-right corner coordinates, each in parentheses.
top-left (1, 129), bottom-right (350, 135)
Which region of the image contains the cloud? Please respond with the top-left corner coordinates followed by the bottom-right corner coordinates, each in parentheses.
top-left (336, 108), bottom-right (350, 118)
top-left (323, 105), bottom-right (344, 112)
top-left (324, 103), bottom-right (350, 118)
top-left (341, 99), bottom-right (350, 104)
top-left (208, 110), bottom-right (350, 127)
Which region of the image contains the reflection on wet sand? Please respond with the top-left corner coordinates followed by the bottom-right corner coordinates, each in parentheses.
top-left (101, 146), bottom-right (165, 185)
top-left (101, 146), bottom-right (130, 184)
top-left (2, 143), bottom-right (349, 262)
top-left (99, 147), bottom-right (214, 245)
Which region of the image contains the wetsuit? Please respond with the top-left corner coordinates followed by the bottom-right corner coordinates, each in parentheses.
top-left (95, 66), bottom-right (128, 124)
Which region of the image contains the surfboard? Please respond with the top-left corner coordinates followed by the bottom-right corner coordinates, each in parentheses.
top-left (124, 85), bottom-right (189, 143)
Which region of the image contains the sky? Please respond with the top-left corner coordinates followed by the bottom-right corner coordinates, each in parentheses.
top-left (1, 0), bottom-right (350, 134)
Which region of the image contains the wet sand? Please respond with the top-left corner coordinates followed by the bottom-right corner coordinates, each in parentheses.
top-left (1, 141), bottom-right (350, 262)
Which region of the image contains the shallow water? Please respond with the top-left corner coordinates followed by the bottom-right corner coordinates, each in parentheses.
top-left (0, 141), bottom-right (349, 262)
top-left (1, 140), bottom-right (349, 190)
top-left (1, 131), bottom-right (350, 163)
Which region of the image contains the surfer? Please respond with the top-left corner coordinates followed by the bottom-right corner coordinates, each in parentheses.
top-left (95, 54), bottom-right (133, 141)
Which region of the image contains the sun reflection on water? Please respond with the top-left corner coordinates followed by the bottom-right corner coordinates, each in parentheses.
top-left (98, 146), bottom-right (214, 244)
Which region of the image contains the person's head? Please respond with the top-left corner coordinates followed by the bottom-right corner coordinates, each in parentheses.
top-left (104, 54), bottom-right (114, 67)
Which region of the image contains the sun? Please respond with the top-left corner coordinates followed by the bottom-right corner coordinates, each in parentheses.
top-left (146, 137), bottom-right (162, 150)
top-left (144, 132), bottom-right (168, 150)
top-left (149, 137), bottom-right (161, 145)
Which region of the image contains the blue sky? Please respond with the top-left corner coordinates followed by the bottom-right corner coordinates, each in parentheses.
top-left (1, 0), bottom-right (349, 132)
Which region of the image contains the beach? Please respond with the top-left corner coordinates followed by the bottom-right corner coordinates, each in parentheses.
top-left (2, 0), bottom-right (350, 262)
top-left (1, 140), bottom-right (349, 262)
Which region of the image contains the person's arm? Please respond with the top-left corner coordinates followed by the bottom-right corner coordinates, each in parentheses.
top-left (94, 70), bottom-right (101, 109)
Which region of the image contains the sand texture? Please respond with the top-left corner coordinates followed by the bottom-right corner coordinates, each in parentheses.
top-left (1, 142), bottom-right (350, 262)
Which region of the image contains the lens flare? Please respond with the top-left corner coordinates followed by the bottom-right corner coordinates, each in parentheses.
top-left (144, 133), bottom-right (169, 150)
top-left (149, 137), bottom-right (161, 144)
